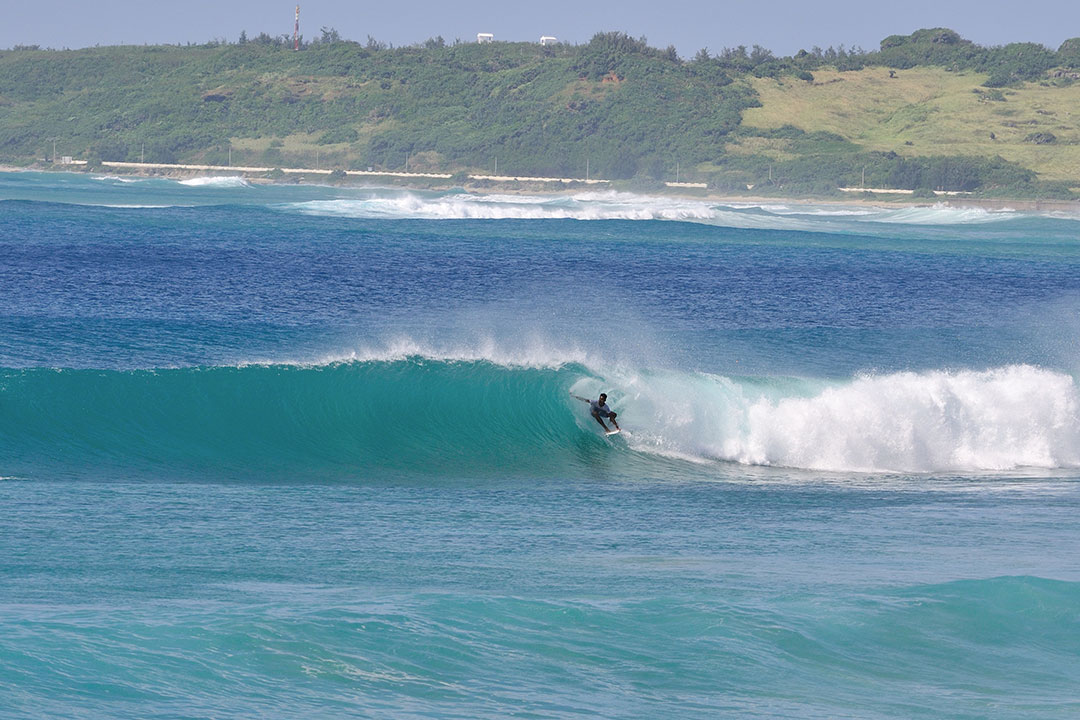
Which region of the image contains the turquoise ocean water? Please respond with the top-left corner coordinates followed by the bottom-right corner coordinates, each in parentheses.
top-left (1, 171), bottom-right (1079, 718)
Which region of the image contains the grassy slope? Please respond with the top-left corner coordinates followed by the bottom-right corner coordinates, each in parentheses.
top-left (740, 67), bottom-right (1080, 183)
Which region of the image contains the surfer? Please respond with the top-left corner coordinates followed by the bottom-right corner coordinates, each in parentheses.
top-left (574, 393), bottom-right (620, 433)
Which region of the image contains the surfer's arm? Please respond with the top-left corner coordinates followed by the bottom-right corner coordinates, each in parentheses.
top-left (572, 394), bottom-right (590, 403)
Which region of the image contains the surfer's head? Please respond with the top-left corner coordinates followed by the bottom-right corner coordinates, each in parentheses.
top-left (598, 393), bottom-right (607, 403)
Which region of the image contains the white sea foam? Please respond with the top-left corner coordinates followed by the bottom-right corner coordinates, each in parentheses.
top-left (864, 203), bottom-right (1016, 225)
top-left (92, 175), bottom-right (140, 183)
top-left (245, 336), bottom-right (599, 371)
top-left (770, 207), bottom-right (878, 217)
top-left (607, 365), bottom-right (1080, 473)
top-left (178, 176), bottom-right (251, 188)
top-left (286, 191), bottom-right (876, 231)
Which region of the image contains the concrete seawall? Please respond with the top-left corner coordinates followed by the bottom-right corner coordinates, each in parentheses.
top-left (101, 161), bottom-right (609, 185)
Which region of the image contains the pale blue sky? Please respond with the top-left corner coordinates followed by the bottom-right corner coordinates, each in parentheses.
top-left (7, 1), bottom-right (1080, 56)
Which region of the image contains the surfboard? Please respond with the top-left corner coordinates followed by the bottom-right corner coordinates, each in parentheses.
top-left (605, 428), bottom-right (621, 436)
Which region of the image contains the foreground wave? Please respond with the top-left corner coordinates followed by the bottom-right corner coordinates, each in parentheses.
top-left (3, 575), bottom-right (1076, 718)
top-left (2, 357), bottom-right (1077, 478)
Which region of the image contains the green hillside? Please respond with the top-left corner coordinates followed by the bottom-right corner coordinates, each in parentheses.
top-left (2, 29), bottom-right (1079, 197)
top-left (0, 34), bottom-right (754, 181)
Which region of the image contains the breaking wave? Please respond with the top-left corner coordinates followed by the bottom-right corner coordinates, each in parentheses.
top-left (2, 348), bottom-right (1076, 479)
top-left (281, 191), bottom-right (1063, 231)
top-left (285, 191), bottom-right (720, 221)
top-left (639, 364), bottom-right (1080, 472)
top-left (91, 175), bottom-right (141, 183)
top-left (866, 204), bottom-right (1017, 225)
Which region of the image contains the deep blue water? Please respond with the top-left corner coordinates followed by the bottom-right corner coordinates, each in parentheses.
top-left (1, 171), bottom-right (1079, 718)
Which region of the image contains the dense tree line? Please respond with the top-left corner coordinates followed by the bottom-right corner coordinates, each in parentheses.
top-left (686, 27), bottom-right (1080, 87)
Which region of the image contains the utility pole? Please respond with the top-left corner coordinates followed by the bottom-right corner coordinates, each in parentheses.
top-left (676, 161), bottom-right (680, 183)
top-left (494, 156), bottom-right (497, 175)
top-left (586, 158), bottom-right (589, 182)
top-left (228, 147), bottom-right (231, 166)
top-left (405, 152), bottom-right (409, 172)
top-left (293, 5), bottom-right (300, 51)
top-left (52, 140), bottom-right (56, 164)
top-left (141, 143), bottom-right (145, 164)
top-left (861, 164), bottom-right (866, 188)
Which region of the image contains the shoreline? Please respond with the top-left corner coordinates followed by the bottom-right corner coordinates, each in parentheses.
top-left (3, 163), bottom-right (1077, 214)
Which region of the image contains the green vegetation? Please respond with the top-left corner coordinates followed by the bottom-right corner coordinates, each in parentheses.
top-left (1, 28), bottom-right (1078, 198)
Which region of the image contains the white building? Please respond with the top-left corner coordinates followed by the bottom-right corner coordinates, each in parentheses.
top-left (539, 36), bottom-right (558, 46)
top-left (477, 33), bottom-right (493, 44)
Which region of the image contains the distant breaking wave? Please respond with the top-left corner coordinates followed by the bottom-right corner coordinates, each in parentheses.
top-left (178, 176), bottom-right (251, 188)
top-left (91, 175), bottom-right (141, 184)
top-left (2, 349), bottom-right (1076, 479)
top-left (282, 191), bottom-right (1039, 229)
top-left (285, 191), bottom-right (719, 222)
top-left (867, 204), bottom-right (1017, 225)
top-left (6, 172), bottom-right (1071, 230)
